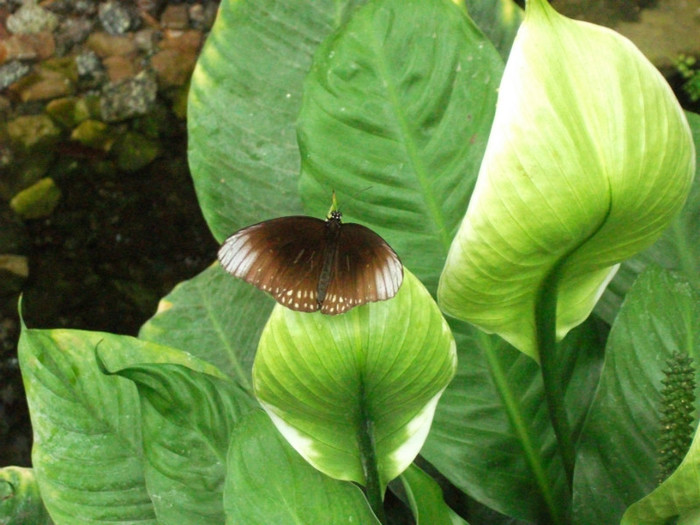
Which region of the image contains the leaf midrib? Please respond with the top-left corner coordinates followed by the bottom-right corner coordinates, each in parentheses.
top-left (369, 23), bottom-right (452, 254)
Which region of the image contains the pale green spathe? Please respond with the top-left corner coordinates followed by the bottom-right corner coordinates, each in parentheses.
top-left (438, 0), bottom-right (695, 360)
top-left (253, 269), bottom-right (456, 491)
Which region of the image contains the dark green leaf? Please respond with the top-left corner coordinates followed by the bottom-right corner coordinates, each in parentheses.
top-left (139, 264), bottom-right (274, 391)
top-left (421, 315), bottom-right (606, 523)
top-left (224, 410), bottom-right (380, 524)
top-left (189, 0), bottom-right (366, 241)
top-left (18, 328), bottom-right (156, 525)
top-left (298, 0), bottom-right (503, 293)
top-left (401, 464), bottom-right (469, 524)
top-left (574, 266), bottom-right (700, 524)
top-left (465, 0), bottom-right (523, 59)
top-left (99, 343), bottom-right (255, 525)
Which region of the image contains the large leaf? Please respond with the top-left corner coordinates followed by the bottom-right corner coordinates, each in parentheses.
top-left (18, 327), bottom-right (156, 525)
top-left (224, 410), bottom-right (380, 524)
top-left (573, 266), bottom-right (700, 524)
top-left (139, 263), bottom-right (274, 391)
top-left (253, 270), bottom-right (456, 490)
top-left (437, 0), bottom-right (695, 360)
top-left (597, 111), bottom-right (700, 323)
top-left (98, 343), bottom-right (255, 525)
top-left (421, 315), bottom-right (606, 523)
top-left (188, 0), bottom-right (366, 241)
top-left (401, 464), bottom-right (469, 525)
top-left (298, 0), bottom-right (503, 294)
top-left (464, 0), bottom-right (523, 59)
top-left (0, 467), bottom-right (53, 525)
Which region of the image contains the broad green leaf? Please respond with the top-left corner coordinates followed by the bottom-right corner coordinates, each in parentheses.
top-left (597, 111), bottom-right (700, 323)
top-left (438, 0), bottom-right (695, 360)
top-left (401, 464), bottom-right (469, 524)
top-left (464, 0), bottom-right (523, 59)
top-left (421, 315), bottom-right (606, 523)
top-left (574, 267), bottom-right (700, 525)
top-left (139, 263), bottom-right (274, 391)
top-left (253, 270), bottom-right (456, 490)
top-left (224, 410), bottom-right (380, 524)
top-left (0, 467), bottom-right (53, 525)
top-left (18, 327), bottom-right (156, 525)
top-left (298, 0), bottom-right (503, 294)
top-left (188, 0), bottom-right (366, 241)
top-left (98, 343), bottom-right (255, 525)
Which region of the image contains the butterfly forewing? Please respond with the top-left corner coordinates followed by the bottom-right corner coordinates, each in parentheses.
top-left (218, 216), bottom-right (328, 312)
top-left (320, 223), bottom-right (403, 315)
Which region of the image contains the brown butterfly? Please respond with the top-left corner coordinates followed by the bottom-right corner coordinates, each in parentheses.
top-left (217, 194), bottom-right (403, 315)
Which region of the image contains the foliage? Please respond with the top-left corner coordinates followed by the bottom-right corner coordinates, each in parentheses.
top-left (2, 0), bottom-right (700, 524)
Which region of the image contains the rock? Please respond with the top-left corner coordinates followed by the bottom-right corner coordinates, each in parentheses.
top-left (70, 119), bottom-right (114, 150)
top-left (100, 70), bottom-right (157, 122)
top-left (161, 4), bottom-right (189, 30)
top-left (0, 32), bottom-right (55, 63)
top-left (133, 28), bottom-right (160, 53)
top-left (103, 54), bottom-right (136, 83)
top-left (10, 64), bottom-right (74, 102)
top-left (55, 17), bottom-right (94, 55)
top-left (98, 0), bottom-right (139, 35)
top-left (114, 131), bottom-right (160, 171)
top-left (159, 29), bottom-right (202, 54)
top-left (9, 178), bottom-right (62, 220)
top-left (189, 2), bottom-right (218, 31)
top-left (6, 114), bottom-right (61, 150)
top-left (0, 60), bottom-right (30, 89)
top-left (0, 255), bottom-right (29, 295)
top-left (151, 48), bottom-right (196, 87)
top-left (86, 31), bottom-right (137, 57)
top-left (6, 1), bottom-right (59, 35)
top-left (75, 49), bottom-right (105, 88)
top-left (46, 96), bottom-right (90, 128)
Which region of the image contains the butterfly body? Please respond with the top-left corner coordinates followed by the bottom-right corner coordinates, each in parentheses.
top-left (218, 207), bottom-right (403, 315)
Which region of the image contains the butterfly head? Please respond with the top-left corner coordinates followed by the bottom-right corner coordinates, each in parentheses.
top-left (326, 191), bottom-right (343, 224)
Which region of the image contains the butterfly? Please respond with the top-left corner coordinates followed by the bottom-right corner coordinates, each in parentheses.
top-left (217, 195), bottom-right (403, 315)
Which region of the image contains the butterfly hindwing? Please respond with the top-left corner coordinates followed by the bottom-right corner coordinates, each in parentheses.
top-left (218, 216), bottom-right (327, 312)
top-left (320, 222), bottom-right (403, 315)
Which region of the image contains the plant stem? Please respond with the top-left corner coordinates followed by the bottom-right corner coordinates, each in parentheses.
top-left (536, 269), bottom-right (575, 491)
top-left (358, 393), bottom-right (387, 524)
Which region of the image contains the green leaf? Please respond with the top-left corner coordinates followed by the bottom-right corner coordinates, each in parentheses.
top-left (597, 111), bottom-right (700, 323)
top-left (438, 0), bottom-right (695, 360)
top-left (574, 266), bottom-right (700, 524)
top-left (139, 263), bottom-right (274, 391)
top-left (18, 327), bottom-right (156, 525)
top-left (188, 0), bottom-right (366, 241)
top-left (98, 343), bottom-right (255, 525)
top-left (464, 0), bottom-right (523, 60)
top-left (421, 315), bottom-right (606, 522)
top-left (253, 270), bottom-right (456, 490)
top-left (224, 410), bottom-right (381, 524)
top-left (401, 464), bottom-right (469, 525)
top-left (298, 0), bottom-right (503, 293)
top-left (0, 467), bottom-right (53, 525)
